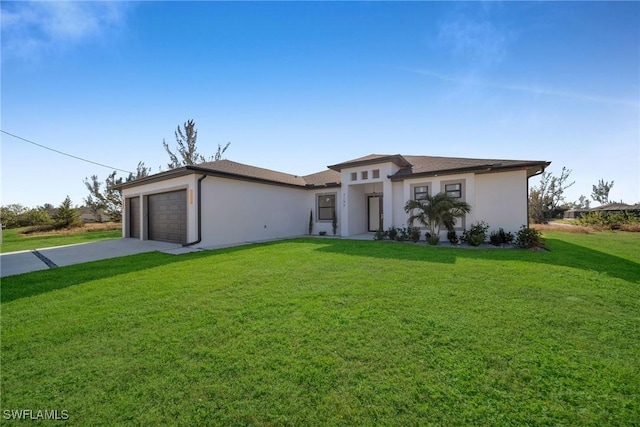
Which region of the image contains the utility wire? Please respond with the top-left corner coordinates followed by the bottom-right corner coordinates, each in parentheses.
top-left (1, 129), bottom-right (134, 174)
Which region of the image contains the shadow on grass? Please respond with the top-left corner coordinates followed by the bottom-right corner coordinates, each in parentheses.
top-left (0, 245), bottom-right (254, 304)
top-left (3, 237), bottom-right (637, 304)
top-left (304, 237), bottom-right (640, 284)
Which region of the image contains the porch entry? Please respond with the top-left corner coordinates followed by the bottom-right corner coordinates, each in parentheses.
top-left (368, 195), bottom-right (383, 232)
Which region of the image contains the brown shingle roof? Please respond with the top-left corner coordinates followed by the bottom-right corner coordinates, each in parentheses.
top-left (194, 160), bottom-right (308, 187)
top-left (116, 154), bottom-right (549, 191)
top-left (328, 154), bottom-right (411, 171)
top-left (302, 169), bottom-right (341, 187)
top-left (327, 153), bottom-right (548, 178)
top-left (396, 155), bottom-right (548, 178)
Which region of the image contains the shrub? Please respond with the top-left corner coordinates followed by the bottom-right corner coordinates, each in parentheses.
top-left (373, 227), bottom-right (387, 241)
top-left (395, 227), bottom-right (409, 242)
top-left (427, 234), bottom-right (440, 245)
top-left (576, 211), bottom-right (640, 230)
top-left (463, 221), bottom-right (489, 246)
top-left (387, 226), bottom-right (398, 240)
top-left (516, 226), bottom-right (542, 249)
top-left (409, 226), bottom-right (421, 243)
top-left (332, 209), bottom-right (338, 235)
top-left (447, 230), bottom-right (459, 245)
top-left (489, 228), bottom-right (515, 246)
top-left (1, 205), bottom-right (52, 229)
top-left (23, 209), bottom-right (52, 226)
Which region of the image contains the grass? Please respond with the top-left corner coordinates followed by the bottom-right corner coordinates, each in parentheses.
top-left (0, 223), bottom-right (121, 253)
top-left (2, 231), bottom-right (639, 425)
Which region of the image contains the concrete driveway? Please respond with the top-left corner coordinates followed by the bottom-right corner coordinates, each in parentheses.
top-left (1, 239), bottom-right (200, 278)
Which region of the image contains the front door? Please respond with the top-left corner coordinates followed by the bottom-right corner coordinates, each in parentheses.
top-left (368, 196), bottom-right (383, 232)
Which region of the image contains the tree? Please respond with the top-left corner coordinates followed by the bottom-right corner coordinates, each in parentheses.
top-left (84, 162), bottom-right (150, 223)
top-left (53, 196), bottom-right (81, 228)
top-left (215, 142), bottom-right (231, 161)
top-left (591, 179), bottom-right (614, 205)
top-left (84, 171), bottom-right (123, 222)
top-left (0, 204), bottom-right (27, 228)
top-left (127, 161), bottom-right (151, 182)
top-left (405, 192), bottom-right (471, 239)
top-left (528, 167), bottom-right (575, 223)
top-left (163, 120), bottom-right (230, 168)
top-left (572, 195), bottom-right (591, 210)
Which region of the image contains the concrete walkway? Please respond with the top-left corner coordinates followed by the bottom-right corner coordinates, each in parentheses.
top-left (0, 239), bottom-right (200, 278)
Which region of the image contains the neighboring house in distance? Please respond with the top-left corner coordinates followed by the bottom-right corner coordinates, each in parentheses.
top-left (565, 202), bottom-right (640, 219)
top-left (114, 154), bottom-right (550, 247)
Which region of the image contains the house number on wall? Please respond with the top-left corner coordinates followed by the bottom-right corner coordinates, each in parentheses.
top-left (342, 193), bottom-right (346, 207)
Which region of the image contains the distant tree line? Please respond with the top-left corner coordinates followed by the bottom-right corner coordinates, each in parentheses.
top-left (1, 196), bottom-right (82, 230)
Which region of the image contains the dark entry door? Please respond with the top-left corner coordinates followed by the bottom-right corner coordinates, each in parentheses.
top-left (368, 196), bottom-right (383, 232)
top-left (148, 190), bottom-right (187, 244)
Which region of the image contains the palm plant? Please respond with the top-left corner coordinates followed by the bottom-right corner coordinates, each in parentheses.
top-left (404, 192), bottom-right (471, 241)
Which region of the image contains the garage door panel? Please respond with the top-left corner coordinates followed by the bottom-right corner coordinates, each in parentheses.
top-left (148, 190), bottom-right (187, 244)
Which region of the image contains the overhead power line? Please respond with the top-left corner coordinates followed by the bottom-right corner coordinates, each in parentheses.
top-left (1, 129), bottom-right (134, 174)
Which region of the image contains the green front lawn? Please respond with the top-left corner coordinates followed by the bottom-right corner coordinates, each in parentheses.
top-left (2, 232), bottom-right (639, 425)
top-left (0, 226), bottom-right (121, 253)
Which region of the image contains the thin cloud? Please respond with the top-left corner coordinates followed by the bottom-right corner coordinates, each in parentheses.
top-left (437, 15), bottom-right (507, 67)
top-left (405, 68), bottom-right (639, 109)
top-left (1, 1), bottom-right (131, 61)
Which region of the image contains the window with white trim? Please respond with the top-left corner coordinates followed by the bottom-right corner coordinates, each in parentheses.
top-left (372, 169), bottom-right (380, 179)
top-left (361, 171), bottom-right (368, 180)
top-left (350, 172), bottom-right (357, 181)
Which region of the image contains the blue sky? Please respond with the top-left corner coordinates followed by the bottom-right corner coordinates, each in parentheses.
top-left (2, 1), bottom-right (639, 208)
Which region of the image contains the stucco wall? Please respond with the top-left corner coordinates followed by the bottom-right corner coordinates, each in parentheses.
top-left (121, 174), bottom-right (198, 242)
top-left (199, 177), bottom-right (309, 247)
top-left (472, 169), bottom-right (528, 234)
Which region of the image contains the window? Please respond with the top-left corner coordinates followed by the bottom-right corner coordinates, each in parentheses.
top-left (372, 169), bottom-right (380, 179)
top-left (351, 172), bottom-right (357, 181)
top-left (445, 183), bottom-right (462, 199)
top-left (414, 186), bottom-right (429, 200)
top-left (318, 194), bottom-right (336, 221)
top-left (361, 171), bottom-right (368, 180)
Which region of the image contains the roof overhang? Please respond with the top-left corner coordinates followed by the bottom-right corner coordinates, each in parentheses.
top-left (328, 154), bottom-right (411, 172)
top-left (389, 161), bottom-right (551, 181)
top-left (112, 165), bottom-right (341, 191)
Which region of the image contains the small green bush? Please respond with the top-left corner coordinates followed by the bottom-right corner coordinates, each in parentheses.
top-left (489, 228), bottom-right (515, 246)
top-left (373, 227), bottom-right (387, 241)
top-left (427, 234), bottom-right (440, 245)
top-left (395, 227), bottom-right (409, 242)
top-left (409, 226), bottom-right (421, 243)
top-left (576, 211), bottom-right (640, 229)
top-left (515, 226), bottom-right (542, 248)
top-left (387, 226), bottom-right (398, 240)
top-left (463, 221), bottom-right (489, 246)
